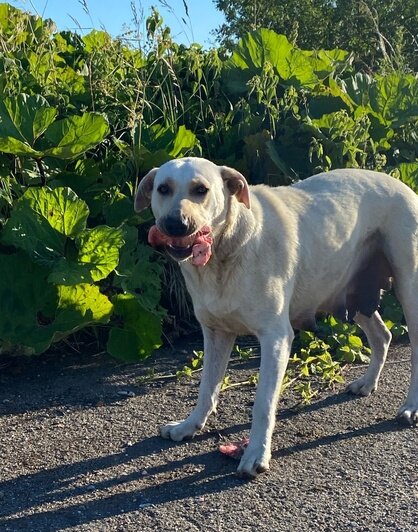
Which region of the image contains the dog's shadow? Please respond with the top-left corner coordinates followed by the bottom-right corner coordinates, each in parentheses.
top-left (215, 390), bottom-right (408, 455)
top-left (276, 391), bottom-right (410, 457)
top-left (0, 392), bottom-right (410, 532)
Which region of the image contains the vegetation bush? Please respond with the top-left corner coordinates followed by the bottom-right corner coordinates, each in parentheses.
top-left (214, 0), bottom-right (418, 72)
top-left (0, 4), bottom-right (416, 374)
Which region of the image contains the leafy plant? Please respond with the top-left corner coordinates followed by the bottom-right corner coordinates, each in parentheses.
top-left (0, 252), bottom-right (112, 354)
top-left (0, 94), bottom-right (109, 160)
top-left (176, 350), bottom-right (204, 378)
top-left (0, 5), bottom-right (414, 374)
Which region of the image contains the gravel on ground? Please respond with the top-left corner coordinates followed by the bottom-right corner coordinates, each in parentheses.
top-left (0, 338), bottom-right (417, 531)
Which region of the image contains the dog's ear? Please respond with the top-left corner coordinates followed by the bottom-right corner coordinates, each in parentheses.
top-left (134, 168), bottom-right (158, 212)
top-left (220, 166), bottom-right (251, 209)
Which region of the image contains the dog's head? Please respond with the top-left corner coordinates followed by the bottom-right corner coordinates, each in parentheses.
top-left (134, 157), bottom-right (250, 264)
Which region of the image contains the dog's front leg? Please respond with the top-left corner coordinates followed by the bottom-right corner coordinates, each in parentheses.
top-left (161, 326), bottom-right (236, 441)
top-left (237, 322), bottom-right (294, 477)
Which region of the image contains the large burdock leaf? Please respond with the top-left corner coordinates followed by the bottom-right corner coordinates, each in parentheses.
top-left (0, 137), bottom-right (42, 157)
top-left (395, 162), bottom-right (418, 193)
top-left (369, 74), bottom-right (418, 127)
top-left (0, 253), bottom-right (113, 354)
top-left (77, 226), bottom-right (124, 281)
top-left (52, 284), bottom-right (113, 340)
top-left (341, 72), bottom-right (375, 107)
top-left (0, 94), bottom-right (57, 155)
top-left (116, 239), bottom-right (163, 312)
top-left (342, 73), bottom-right (418, 127)
top-left (43, 113), bottom-right (110, 159)
top-left (0, 253), bottom-right (56, 353)
top-left (49, 225), bottom-right (125, 285)
top-left (224, 29), bottom-right (318, 90)
top-left (82, 29), bottom-right (112, 52)
top-left (2, 186), bottom-right (125, 285)
top-left (229, 30), bottom-right (294, 71)
top-left (107, 294), bottom-right (162, 361)
top-left (303, 49), bottom-right (351, 80)
top-left (0, 94), bottom-right (109, 159)
top-left (23, 186), bottom-right (89, 237)
top-left (170, 125), bottom-right (197, 157)
top-left (2, 187), bottom-right (89, 264)
top-left (140, 123), bottom-right (198, 161)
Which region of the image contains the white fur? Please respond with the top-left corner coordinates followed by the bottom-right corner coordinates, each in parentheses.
top-left (136, 157), bottom-right (418, 477)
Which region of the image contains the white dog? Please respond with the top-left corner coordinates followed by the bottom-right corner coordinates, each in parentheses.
top-left (135, 157), bottom-right (418, 477)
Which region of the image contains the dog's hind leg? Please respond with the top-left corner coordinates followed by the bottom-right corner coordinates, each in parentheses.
top-left (347, 311), bottom-right (392, 396)
top-left (161, 327), bottom-right (236, 441)
top-left (394, 296), bottom-right (418, 425)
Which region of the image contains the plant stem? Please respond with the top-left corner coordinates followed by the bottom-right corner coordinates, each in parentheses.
top-left (36, 159), bottom-right (46, 186)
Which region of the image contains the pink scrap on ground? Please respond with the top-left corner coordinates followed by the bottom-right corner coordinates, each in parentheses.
top-left (147, 224), bottom-right (213, 266)
top-left (218, 438), bottom-right (250, 460)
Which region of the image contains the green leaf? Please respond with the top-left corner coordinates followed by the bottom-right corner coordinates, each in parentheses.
top-left (0, 94), bottom-right (57, 146)
top-left (0, 97), bottom-right (108, 160)
top-left (348, 335), bottom-right (363, 349)
top-left (395, 162), bottom-right (418, 193)
top-left (0, 137), bottom-right (42, 157)
top-left (43, 113), bottom-right (110, 159)
top-left (55, 284), bottom-right (113, 328)
top-left (341, 73), bottom-right (375, 107)
top-left (170, 125), bottom-right (198, 157)
top-left (369, 74), bottom-right (418, 127)
top-left (82, 30), bottom-right (112, 52)
top-left (23, 186), bottom-right (89, 237)
top-left (278, 49), bottom-right (318, 87)
top-left (0, 253), bottom-right (112, 354)
top-left (225, 29), bottom-right (318, 87)
top-left (2, 187), bottom-right (89, 265)
top-left (229, 30), bottom-right (294, 71)
top-left (141, 124), bottom-right (198, 161)
top-left (336, 345), bottom-right (356, 363)
top-left (0, 253), bottom-right (56, 353)
top-left (107, 328), bottom-right (144, 362)
top-left (77, 226), bottom-right (124, 281)
top-left (107, 293), bottom-right (162, 361)
top-left (303, 49), bottom-right (350, 80)
top-left (1, 187), bottom-right (112, 284)
top-left (103, 193), bottom-right (135, 227)
top-left (115, 228), bottom-right (163, 313)
top-left (48, 226), bottom-right (125, 285)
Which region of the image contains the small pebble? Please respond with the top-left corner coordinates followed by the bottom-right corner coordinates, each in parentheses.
top-left (117, 390), bottom-right (135, 397)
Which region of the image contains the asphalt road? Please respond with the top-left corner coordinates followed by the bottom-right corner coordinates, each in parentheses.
top-left (0, 340), bottom-right (417, 531)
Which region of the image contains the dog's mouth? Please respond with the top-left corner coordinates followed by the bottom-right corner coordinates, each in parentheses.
top-left (148, 225), bottom-right (213, 266)
top-left (166, 243), bottom-right (194, 261)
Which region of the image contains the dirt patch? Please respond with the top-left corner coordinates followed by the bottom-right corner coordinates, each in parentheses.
top-left (0, 338), bottom-right (417, 531)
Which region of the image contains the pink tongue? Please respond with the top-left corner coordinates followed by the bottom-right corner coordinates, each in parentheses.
top-left (147, 225), bottom-right (213, 266)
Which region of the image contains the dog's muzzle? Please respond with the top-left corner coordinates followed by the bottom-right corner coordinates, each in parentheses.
top-left (148, 224), bottom-right (213, 266)
top-left (159, 212), bottom-right (196, 238)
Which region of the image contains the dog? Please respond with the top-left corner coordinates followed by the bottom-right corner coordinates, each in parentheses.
top-left (135, 157), bottom-right (418, 477)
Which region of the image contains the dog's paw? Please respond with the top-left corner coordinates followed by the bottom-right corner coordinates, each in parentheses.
top-left (346, 376), bottom-right (377, 397)
top-left (236, 445), bottom-right (270, 478)
top-left (160, 419), bottom-right (201, 441)
top-left (397, 403), bottom-right (418, 426)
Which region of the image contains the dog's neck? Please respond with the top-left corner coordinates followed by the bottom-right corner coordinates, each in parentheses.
top-left (180, 195), bottom-right (257, 282)
top-left (213, 195), bottom-right (256, 259)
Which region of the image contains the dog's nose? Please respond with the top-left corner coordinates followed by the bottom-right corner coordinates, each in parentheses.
top-left (161, 214), bottom-right (191, 237)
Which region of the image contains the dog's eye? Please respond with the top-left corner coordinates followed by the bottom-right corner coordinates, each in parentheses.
top-left (195, 185), bottom-right (209, 196)
top-left (157, 184), bottom-right (171, 195)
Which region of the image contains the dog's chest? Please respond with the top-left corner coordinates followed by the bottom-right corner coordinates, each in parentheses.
top-left (182, 267), bottom-right (254, 334)
top-left (195, 305), bottom-right (253, 335)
